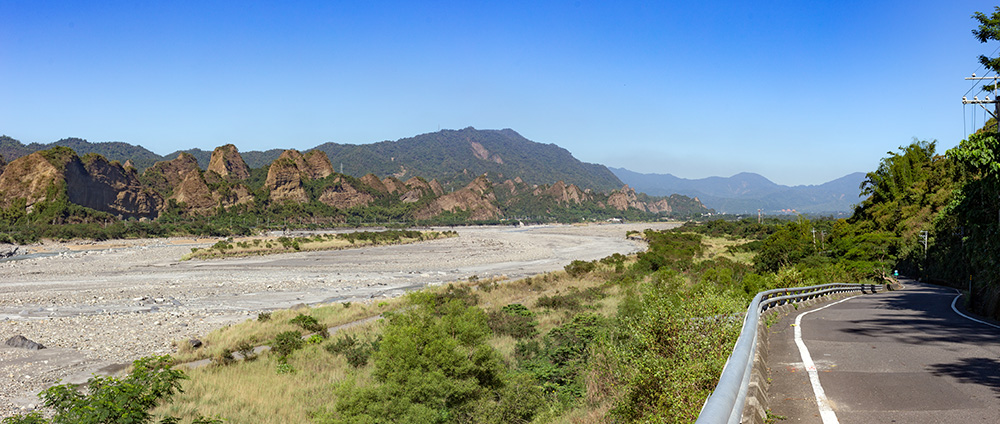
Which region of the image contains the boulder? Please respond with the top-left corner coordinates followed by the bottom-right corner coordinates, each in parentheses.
top-left (5, 335), bottom-right (45, 350)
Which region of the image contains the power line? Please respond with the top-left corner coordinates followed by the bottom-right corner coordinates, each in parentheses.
top-left (963, 45), bottom-right (1000, 97)
top-left (962, 76), bottom-right (1000, 135)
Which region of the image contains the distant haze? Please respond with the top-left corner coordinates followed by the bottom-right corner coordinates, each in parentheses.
top-left (610, 167), bottom-right (866, 214)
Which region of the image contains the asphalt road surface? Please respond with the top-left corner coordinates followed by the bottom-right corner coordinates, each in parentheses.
top-left (768, 280), bottom-right (1000, 423)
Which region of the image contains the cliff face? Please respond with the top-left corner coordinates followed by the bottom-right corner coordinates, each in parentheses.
top-left (0, 151), bottom-right (66, 208)
top-left (0, 148), bottom-right (162, 218)
top-left (303, 150), bottom-right (334, 179)
top-left (206, 144), bottom-right (250, 181)
top-left (381, 176), bottom-right (406, 194)
top-left (0, 143), bottom-right (705, 225)
top-left (318, 176), bottom-right (375, 209)
top-left (361, 173), bottom-right (389, 193)
top-left (265, 152), bottom-right (308, 203)
top-left (143, 153), bottom-right (202, 196)
top-left (606, 185), bottom-right (644, 211)
top-left (534, 181), bottom-right (590, 205)
top-left (265, 149), bottom-right (336, 203)
top-left (170, 172), bottom-right (216, 212)
top-left (77, 155), bottom-right (162, 218)
top-left (415, 175), bottom-right (500, 220)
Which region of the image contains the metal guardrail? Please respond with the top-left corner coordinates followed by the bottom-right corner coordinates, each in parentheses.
top-left (694, 283), bottom-right (881, 424)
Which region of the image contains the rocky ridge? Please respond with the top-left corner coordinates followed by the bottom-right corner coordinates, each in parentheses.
top-left (0, 144), bottom-right (707, 222)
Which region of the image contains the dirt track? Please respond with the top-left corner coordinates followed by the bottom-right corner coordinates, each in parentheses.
top-left (0, 222), bottom-right (677, 415)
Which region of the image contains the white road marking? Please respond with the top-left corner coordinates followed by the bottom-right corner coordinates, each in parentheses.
top-left (794, 296), bottom-right (856, 424)
top-left (951, 290), bottom-right (1000, 330)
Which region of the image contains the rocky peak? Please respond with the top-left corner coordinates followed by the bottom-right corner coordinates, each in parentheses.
top-left (536, 181), bottom-right (590, 205)
top-left (606, 185), bottom-right (646, 212)
top-left (207, 144), bottom-right (250, 181)
top-left (264, 149), bottom-right (337, 203)
top-left (170, 172), bottom-right (215, 213)
top-left (319, 175), bottom-right (375, 210)
top-left (464, 174), bottom-right (493, 195)
top-left (265, 151), bottom-right (308, 203)
top-left (382, 176), bottom-right (406, 194)
top-left (361, 173), bottom-right (389, 193)
top-left (143, 153), bottom-right (202, 196)
top-left (303, 150), bottom-right (334, 180)
top-left (428, 179), bottom-right (444, 196)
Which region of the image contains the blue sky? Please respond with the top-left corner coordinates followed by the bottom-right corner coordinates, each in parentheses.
top-left (1, 1), bottom-right (997, 185)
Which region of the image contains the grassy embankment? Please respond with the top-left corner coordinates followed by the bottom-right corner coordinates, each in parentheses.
top-left (181, 229), bottom-right (457, 260)
top-left (154, 224), bottom-right (856, 423)
top-left (158, 269), bottom-right (620, 423)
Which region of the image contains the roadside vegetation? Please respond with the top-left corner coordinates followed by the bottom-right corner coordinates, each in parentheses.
top-left (4, 214), bottom-right (902, 423)
top-left (181, 230), bottom-right (457, 260)
top-left (139, 218), bottom-right (892, 423)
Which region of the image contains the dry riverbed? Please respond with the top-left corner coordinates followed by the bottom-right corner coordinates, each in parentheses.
top-left (0, 222), bottom-right (677, 416)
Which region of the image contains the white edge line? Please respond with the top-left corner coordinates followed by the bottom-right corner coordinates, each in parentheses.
top-left (794, 296), bottom-right (856, 424)
top-left (951, 290), bottom-right (1000, 330)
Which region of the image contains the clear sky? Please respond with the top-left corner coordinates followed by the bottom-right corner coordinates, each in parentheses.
top-left (1, 1), bottom-right (998, 185)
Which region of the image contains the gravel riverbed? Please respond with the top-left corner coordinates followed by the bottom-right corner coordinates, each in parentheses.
top-left (0, 223), bottom-right (676, 416)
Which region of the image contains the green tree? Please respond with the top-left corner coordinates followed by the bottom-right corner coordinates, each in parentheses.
top-left (329, 292), bottom-right (508, 423)
top-left (2, 356), bottom-right (219, 424)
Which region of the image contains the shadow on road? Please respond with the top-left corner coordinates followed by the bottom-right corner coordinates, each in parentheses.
top-left (839, 283), bottom-right (1000, 347)
top-left (928, 357), bottom-right (1000, 398)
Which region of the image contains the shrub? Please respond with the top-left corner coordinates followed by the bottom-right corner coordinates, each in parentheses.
top-left (271, 331), bottom-right (303, 358)
top-left (1, 355), bottom-right (221, 424)
top-left (488, 304), bottom-right (538, 339)
top-left (276, 363), bottom-right (295, 374)
top-left (289, 314), bottom-right (325, 333)
top-left (212, 348), bottom-right (235, 367)
top-left (564, 260), bottom-right (596, 277)
top-left (257, 312), bottom-right (271, 322)
top-left (235, 340), bottom-right (257, 362)
top-left (325, 334), bottom-right (378, 368)
top-left (535, 286), bottom-right (604, 311)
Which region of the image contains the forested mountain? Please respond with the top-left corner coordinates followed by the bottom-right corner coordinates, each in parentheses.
top-left (0, 128), bottom-right (622, 192)
top-left (311, 127), bottom-right (623, 192)
top-left (610, 167), bottom-right (865, 214)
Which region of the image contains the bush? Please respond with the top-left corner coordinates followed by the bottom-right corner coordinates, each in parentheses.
top-left (330, 293), bottom-right (505, 422)
top-left (212, 348), bottom-right (235, 367)
top-left (0, 355), bottom-right (221, 424)
top-left (488, 304), bottom-right (538, 339)
top-left (535, 286), bottom-right (604, 311)
top-left (564, 260), bottom-right (596, 277)
top-left (289, 314), bottom-right (326, 333)
top-left (235, 340), bottom-right (257, 362)
top-left (257, 312), bottom-right (271, 322)
top-left (271, 331), bottom-right (303, 358)
top-left (325, 334), bottom-right (379, 368)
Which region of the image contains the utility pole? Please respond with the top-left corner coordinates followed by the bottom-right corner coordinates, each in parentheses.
top-left (962, 74), bottom-right (1000, 135)
top-left (811, 227), bottom-right (816, 247)
top-left (919, 230), bottom-right (928, 257)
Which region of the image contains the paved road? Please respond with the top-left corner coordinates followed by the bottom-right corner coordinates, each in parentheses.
top-left (768, 280), bottom-right (1000, 423)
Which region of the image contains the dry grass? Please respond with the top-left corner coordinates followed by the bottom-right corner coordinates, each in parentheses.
top-left (160, 260), bottom-right (627, 422)
top-left (172, 297), bottom-right (405, 363)
top-left (181, 231), bottom-right (455, 261)
top-left (157, 323), bottom-right (382, 423)
top-left (699, 235), bottom-right (755, 264)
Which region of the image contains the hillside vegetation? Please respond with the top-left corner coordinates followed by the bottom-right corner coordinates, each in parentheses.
top-left (0, 128), bottom-right (621, 192)
top-left (4, 213), bottom-right (903, 424)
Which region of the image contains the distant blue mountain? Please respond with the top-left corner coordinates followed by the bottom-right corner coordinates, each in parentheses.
top-left (609, 167), bottom-right (866, 214)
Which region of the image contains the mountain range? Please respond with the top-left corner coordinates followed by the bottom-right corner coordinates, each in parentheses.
top-left (1, 128), bottom-right (622, 193)
top-left (0, 128), bottom-right (864, 215)
top-left (609, 168), bottom-right (866, 214)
